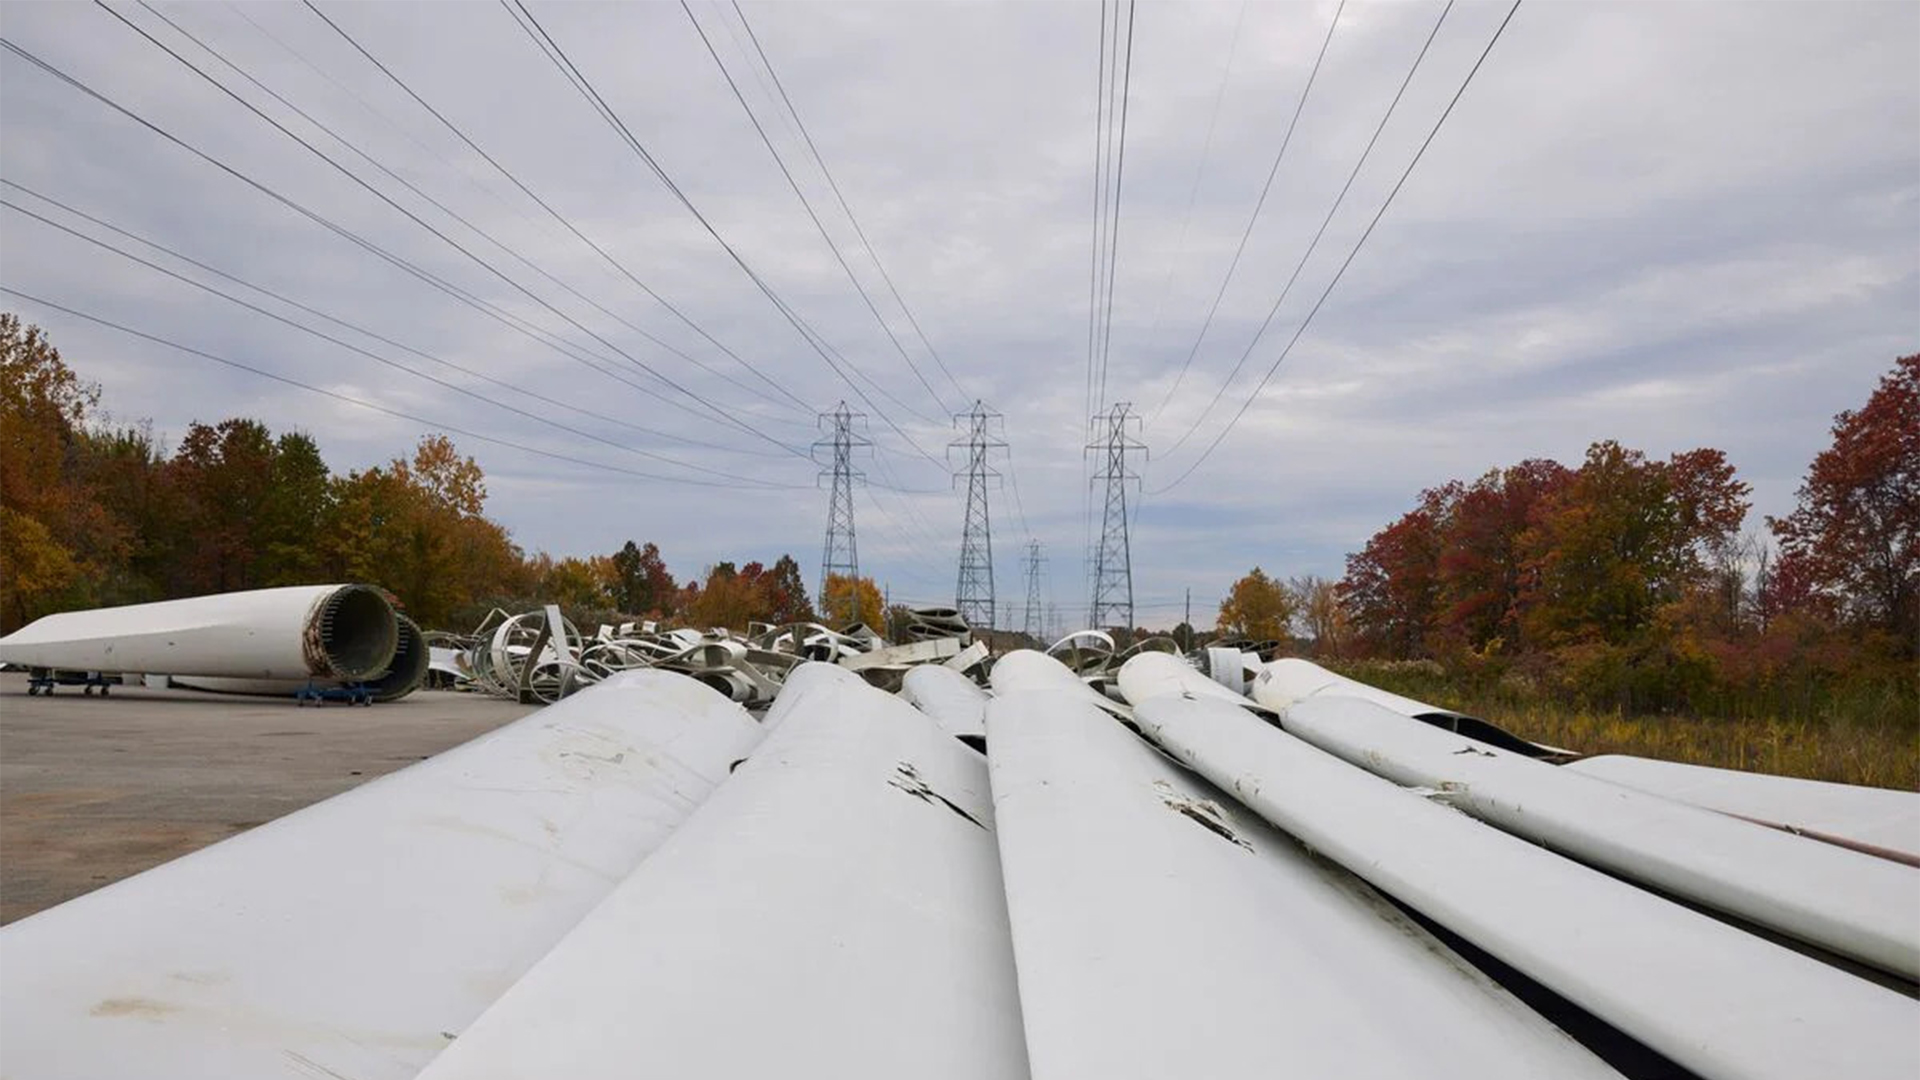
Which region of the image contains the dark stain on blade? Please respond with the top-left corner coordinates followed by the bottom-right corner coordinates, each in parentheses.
top-left (889, 762), bottom-right (987, 830)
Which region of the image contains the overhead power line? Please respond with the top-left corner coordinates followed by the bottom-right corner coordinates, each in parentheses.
top-left (1081, 0), bottom-right (1136, 602)
top-left (1155, 0), bottom-right (1457, 464)
top-left (131, 0), bottom-right (806, 422)
top-left (1141, 0), bottom-right (1248, 419)
top-left (1094, 0), bottom-right (1137, 415)
top-left (683, 0), bottom-right (955, 418)
top-left (499, 0), bottom-right (949, 470)
top-left (297, 0), bottom-right (816, 421)
top-left (95, 2), bottom-right (794, 456)
top-left (1151, 0), bottom-right (1346, 441)
top-left (729, 0), bottom-right (969, 405)
top-left (0, 182), bottom-right (782, 460)
top-left (226, 0), bottom-right (532, 224)
top-left (2, 287), bottom-right (793, 490)
top-left (1151, 0), bottom-right (1525, 495)
top-left (0, 34), bottom-right (803, 462)
top-left (4, 196), bottom-right (794, 488)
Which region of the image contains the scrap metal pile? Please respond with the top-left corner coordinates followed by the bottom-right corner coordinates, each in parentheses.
top-left (0, 586), bottom-right (993, 708)
top-left (2, 599), bottom-right (1917, 1080)
top-left (435, 603), bottom-right (991, 705)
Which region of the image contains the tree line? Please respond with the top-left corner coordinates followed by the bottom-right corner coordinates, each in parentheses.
top-left (1, 314), bottom-right (894, 634)
top-left (1217, 354), bottom-right (1918, 722)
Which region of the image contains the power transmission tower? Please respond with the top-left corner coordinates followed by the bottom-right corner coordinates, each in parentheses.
top-left (949, 401), bottom-right (1006, 631)
top-left (814, 401), bottom-right (870, 606)
top-left (1022, 539), bottom-right (1046, 640)
top-left (1087, 402), bottom-right (1145, 631)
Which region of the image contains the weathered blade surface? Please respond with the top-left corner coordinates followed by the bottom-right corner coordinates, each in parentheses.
top-left (0, 670), bottom-right (765, 1080)
top-left (988, 688), bottom-right (1620, 1080)
top-left (416, 661), bottom-right (1029, 1080)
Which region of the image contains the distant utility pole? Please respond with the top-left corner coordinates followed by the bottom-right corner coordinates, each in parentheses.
top-left (1022, 539), bottom-right (1046, 640)
top-left (950, 401), bottom-right (1007, 632)
top-left (814, 401), bottom-right (870, 606)
top-left (1087, 402), bottom-right (1145, 631)
top-left (1184, 587), bottom-right (1192, 650)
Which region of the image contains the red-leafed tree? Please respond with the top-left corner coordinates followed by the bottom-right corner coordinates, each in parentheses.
top-left (1434, 459), bottom-right (1571, 655)
top-left (1341, 497), bottom-right (1445, 658)
top-left (610, 540), bottom-right (678, 617)
top-left (761, 553), bottom-right (815, 623)
top-left (1769, 354), bottom-right (1920, 654)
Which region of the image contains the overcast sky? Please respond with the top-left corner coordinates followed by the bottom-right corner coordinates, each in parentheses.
top-left (1, 0), bottom-right (1914, 631)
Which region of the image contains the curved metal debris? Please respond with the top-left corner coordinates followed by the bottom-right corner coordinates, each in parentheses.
top-left (434, 606), bottom-right (983, 706)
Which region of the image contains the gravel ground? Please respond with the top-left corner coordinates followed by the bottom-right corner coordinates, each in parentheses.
top-left (0, 672), bottom-right (535, 924)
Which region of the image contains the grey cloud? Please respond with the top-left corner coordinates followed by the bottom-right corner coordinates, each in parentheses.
top-left (1, 0), bottom-right (1912, 626)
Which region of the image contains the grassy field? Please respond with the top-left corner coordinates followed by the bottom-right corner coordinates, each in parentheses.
top-left (1327, 661), bottom-right (1920, 791)
top-left (1474, 702), bottom-right (1917, 790)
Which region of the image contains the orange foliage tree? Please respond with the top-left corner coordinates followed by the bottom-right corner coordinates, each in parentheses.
top-left (1217, 567), bottom-right (1295, 642)
top-left (821, 573), bottom-right (883, 628)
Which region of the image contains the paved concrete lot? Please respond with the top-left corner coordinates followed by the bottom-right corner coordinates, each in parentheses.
top-left (0, 672), bottom-right (536, 925)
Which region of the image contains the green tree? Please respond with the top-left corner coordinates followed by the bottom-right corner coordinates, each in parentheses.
top-left (73, 422), bottom-right (166, 606)
top-left (255, 431), bottom-right (333, 585)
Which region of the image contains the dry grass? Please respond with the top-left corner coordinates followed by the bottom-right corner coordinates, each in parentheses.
top-left (1471, 701), bottom-right (1919, 791)
top-left (1323, 660), bottom-right (1920, 791)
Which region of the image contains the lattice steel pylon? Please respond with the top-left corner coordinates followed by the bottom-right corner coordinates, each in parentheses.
top-left (1087, 402), bottom-right (1145, 630)
top-left (949, 401), bottom-right (1006, 631)
top-left (1021, 539), bottom-right (1046, 640)
top-left (814, 402), bottom-right (870, 605)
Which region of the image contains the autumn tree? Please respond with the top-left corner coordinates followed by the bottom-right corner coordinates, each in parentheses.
top-left (609, 540), bottom-right (677, 616)
top-left (686, 561), bottom-right (772, 629)
top-left (1289, 575), bottom-right (1351, 658)
top-left (821, 573), bottom-right (883, 628)
top-left (1518, 441), bottom-right (1749, 648)
top-left (73, 423), bottom-right (167, 606)
top-left (1769, 355), bottom-right (1919, 654)
top-left (537, 555), bottom-right (617, 612)
top-left (0, 314), bottom-right (109, 628)
top-left (1433, 460), bottom-right (1571, 655)
top-left (1341, 501), bottom-right (1443, 658)
top-left (1217, 567), bottom-right (1295, 643)
top-left (323, 434), bottom-right (523, 626)
top-left (168, 418), bottom-right (281, 593)
top-left (762, 553), bottom-right (814, 623)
